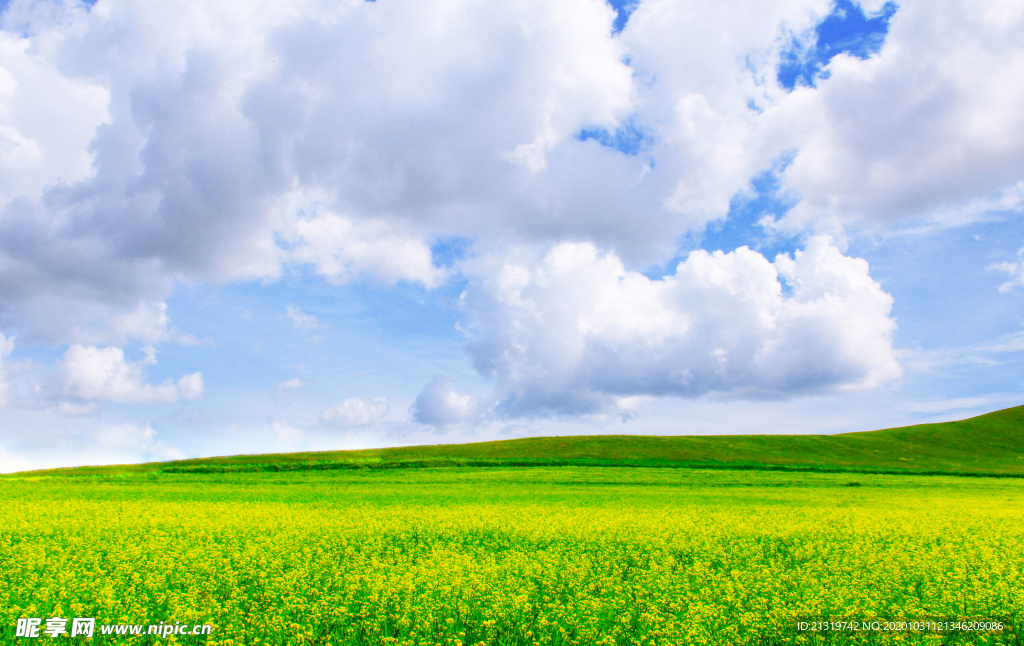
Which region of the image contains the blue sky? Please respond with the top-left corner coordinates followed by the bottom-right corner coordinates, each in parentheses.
top-left (0, 0), bottom-right (1023, 471)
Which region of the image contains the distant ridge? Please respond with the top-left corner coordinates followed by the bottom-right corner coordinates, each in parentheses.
top-left (7, 404), bottom-right (1024, 478)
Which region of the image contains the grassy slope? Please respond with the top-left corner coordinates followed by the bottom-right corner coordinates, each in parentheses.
top-left (8, 404), bottom-right (1024, 478)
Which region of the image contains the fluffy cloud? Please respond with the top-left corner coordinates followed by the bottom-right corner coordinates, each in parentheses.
top-left (0, 0), bottom-right (635, 344)
top-left (766, 0), bottom-right (1024, 227)
top-left (1, 0), bottom-right (1020, 446)
top-left (56, 345), bottom-right (204, 404)
top-left (410, 377), bottom-right (477, 427)
top-left (616, 0), bottom-right (828, 226)
top-left (320, 396), bottom-right (389, 427)
top-left (107, 301), bottom-right (201, 345)
top-left (612, 0), bottom-right (1024, 237)
top-left (0, 25), bottom-right (109, 205)
top-left (2, 0), bottom-right (1021, 350)
top-left (462, 236), bottom-right (900, 416)
top-left (289, 211), bottom-right (446, 288)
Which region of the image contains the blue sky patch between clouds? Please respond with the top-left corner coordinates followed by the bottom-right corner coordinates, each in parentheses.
top-left (606, 0), bottom-right (639, 34)
top-left (577, 118), bottom-right (649, 155)
top-left (702, 154), bottom-right (798, 258)
top-left (778, 0), bottom-right (898, 91)
top-left (430, 236), bottom-right (472, 269)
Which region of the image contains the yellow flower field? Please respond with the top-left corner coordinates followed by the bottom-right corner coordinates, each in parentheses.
top-left (1, 467), bottom-right (1021, 645)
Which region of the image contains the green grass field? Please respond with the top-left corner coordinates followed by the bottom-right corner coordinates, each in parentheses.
top-left (2, 407), bottom-right (1023, 645)
top-left (11, 404), bottom-right (1024, 479)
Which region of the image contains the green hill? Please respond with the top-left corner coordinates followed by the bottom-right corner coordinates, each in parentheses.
top-left (7, 404), bottom-right (1024, 478)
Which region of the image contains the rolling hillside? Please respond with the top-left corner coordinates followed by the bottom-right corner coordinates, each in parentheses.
top-left (7, 404), bottom-right (1024, 478)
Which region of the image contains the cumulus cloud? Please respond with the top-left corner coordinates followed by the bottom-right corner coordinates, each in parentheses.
top-left (610, 0), bottom-right (1024, 237)
top-left (766, 0), bottom-right (1024, 227)
top-left (0, 23), bottom-right (109, 205)
top-left (286, 206), bottom-right (447, 288)
top-left (616, 0), bottom-right (827, 225)
top-left (462, 236), bottom-right (900, 417)
top-left (2, 0), bottom-right (1022, 453)
top-left (1, 0), bottom-right (1021, 351)
top-left (320, 396), bottom-right (389, 427)
top-left (55, 345), bottom-right (204, 404)
top-left (410, 377), bottom-right (477, 427)
top-left (0, 0), bottom-right (635, 344)
top-left (108, 301), bottom-right (203, 345)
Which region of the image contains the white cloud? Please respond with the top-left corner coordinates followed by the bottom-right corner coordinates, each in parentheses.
top-left (285, 306), bottom-right (319, 331)
top-left (988, 247), bottom-right (1024, 292)
top-left (0, 26), bottom-right (110, 205)
top-left (0, 0), bottom-right (1021, 458)
top-left (176, 372), bottom-right (205, 401)
top-left (276, 377), bottom-right (304, 392)
top-left (320, 396), bottom-right (389, 427)
top-left (108, 301), bottom-right (202, 345)
top-left (284, 201), bottom-right (447, 288)
top-left (410, 376), bottom-right (477, 427)
top-left (56, 345), bottom-right (204, 404)
top-left (293, 214), bottom-right (444, 287)
top-left (618, 0), bottom-right (827, 224)
top-left (608, 0), bottom-right (1024, 239)
top-left (2, 0), bottom-right (1020, 352)
top-left (462, 236), bottom-right (900, 417)
top-left (0, 0), bottom-right (635, 345)
top-left (768, 0), bottom-right (1024, 228)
